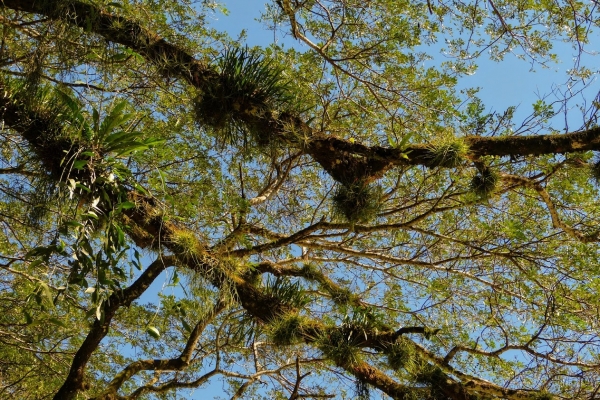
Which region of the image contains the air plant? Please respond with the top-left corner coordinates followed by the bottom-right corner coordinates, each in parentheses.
top-left (426, 139), bottom-right (469, 168)
top-left (332, 181), bottom-right (383, 224)
top-left (470, 167), bottom-right (498, 198)
top-left (268, 313), bottom-right (311, 345)
top-left (194, 46), bottom-right (295, 147)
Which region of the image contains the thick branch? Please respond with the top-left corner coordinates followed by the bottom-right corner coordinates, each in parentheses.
top-left (92, 299), bottom-right (227, 399)
top-left (5, 0), bottom-right (600, 186)
top-left (54, 256), bottom-right (175, 400)
top-left (0, 0), bottom-right (215, 88)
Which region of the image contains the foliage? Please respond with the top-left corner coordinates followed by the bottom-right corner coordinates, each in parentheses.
top-left (470, 167), bottom-right (498, 198)
top-left (194, 46), bottom-right (295, 147)
top-left (1, 0), bottom-right (600, 399)
top-left (331, 181), bottom-right (383, 224)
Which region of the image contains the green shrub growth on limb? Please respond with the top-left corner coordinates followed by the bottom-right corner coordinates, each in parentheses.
top-left (332, 180), bottom-right (383, 224)
top-left (471, 166), bottom-right (498, 198)
top-left (194, 46), bottom-right (295, 147)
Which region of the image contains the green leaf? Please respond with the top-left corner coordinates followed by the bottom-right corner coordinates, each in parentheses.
top-left (23, 310), bottom-right (33, 325)
top-left (181, 318), bottom-right (192, 334)
top-left (111, 53), bottom-right (130, 61)
top-left (132, 249), bottom-right (142, 271)
top-left (117, 201), bottom-right (136, 210)
top-left (98, 101), bottom-right (132, 139)
top-left (146, 326), bottom-right (160, 339)
top-left (73, 159), bottom-right (88, 170)
top-left (48, 317), bottom-right (67, 328)
top-left (35, 282), bottom-right (54, 309)
top-left (104, 130), bottom-right (141, 146)
top-left (81, 212), bottom-right (99, 219)
top-left (92, 107), bottom-right (100, 134)
top-left (28, 259), bottom-right (44, 269)
top-left (396, 132), bottom-right (413, 150)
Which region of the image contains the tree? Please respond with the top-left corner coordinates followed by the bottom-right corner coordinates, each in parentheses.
top-left (0, 0), bottom-right (600, 398)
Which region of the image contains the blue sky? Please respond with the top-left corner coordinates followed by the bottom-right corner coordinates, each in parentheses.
top-left (207, 1), bottom-right (600, 132)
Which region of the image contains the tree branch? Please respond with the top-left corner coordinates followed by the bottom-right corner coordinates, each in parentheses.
top-left (5, 0), bottom-right (600, 187)
top-left (54, 256), bottom-right (175, 400)
top-left (92, 298), bottom-right (227, 399)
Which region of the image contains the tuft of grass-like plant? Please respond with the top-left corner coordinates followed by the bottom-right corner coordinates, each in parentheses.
top-left (0, 76), bottom-right (80, 179)
top-left (386, 339), bottom-right (415, 372)
top-left (426, 139), bottom-right (469, 168)
top-left (263, 277), bottom-right (310, 309)
top-left (194, 46), bottom-right (295, 147)
top-left (470, 167), bottom-right (498, 198)
top-left (169, 228), bottom-right (202, 258)
top-left (413, 363), bottom-right (447, 397)
top-left (330, 287), bottom-right (354, 305)
top-left (332, 181), bottom-right (383, 224)
top-left (268, 313), bottom-right (311, 345)
top-left (300, 263), bottom-right (321, 280)
top-left (318, 327), bottom-right (363, 367)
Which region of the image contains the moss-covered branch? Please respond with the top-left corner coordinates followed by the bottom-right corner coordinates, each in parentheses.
top-left (5, 0), bottom-right (600, 187)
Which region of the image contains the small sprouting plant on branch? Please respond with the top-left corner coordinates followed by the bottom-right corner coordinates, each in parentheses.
top-left (425, 138), bottom-right (470, 168)
top-left (268, 313), bottom-right (312, 345)
top-left (194, 46), bottom-right (295, 147)
top-left (317, 327), bottom-right (363, 367)
top-left (386, 338), bottom-right (416, 372)
top-left (332, 181), bottom-right (383, 224)
top-left (263, 276), bottom-right (310, 309)
top-left (471, 167), bottom-right (498, 198)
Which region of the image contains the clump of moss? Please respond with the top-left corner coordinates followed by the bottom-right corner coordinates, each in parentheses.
top-left (386, 339), bottom-right (415, 371)
top-left (194, 47), bottom-right (294, 147)
top-left (268, 313), bottom-right (311, 345)
top-left (470, 167), bottom-right (498, 198)
top-left (426, 139), bottom-right (469, 168)
top-left (318, 327), bottom-right (363, 366)
top-left (332, 181), bottom-right (383, 224)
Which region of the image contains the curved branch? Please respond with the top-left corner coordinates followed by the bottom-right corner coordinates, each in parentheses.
top-left (54, 256), bottom-right (176, 400)
top-left (93, 298), bottom-right (227, 399)
top-left (501, 173), bottom-right (600, 242)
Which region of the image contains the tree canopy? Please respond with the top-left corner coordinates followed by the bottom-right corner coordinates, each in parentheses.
top-left (1, 0), bottom-right (600, 399)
